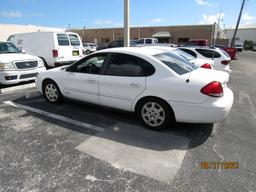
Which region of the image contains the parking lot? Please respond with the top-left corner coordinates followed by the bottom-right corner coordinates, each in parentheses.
top-left (0, 51), bottom-right (255, 192)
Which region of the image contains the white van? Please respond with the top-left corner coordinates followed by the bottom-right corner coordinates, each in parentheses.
top-left (8, 32), bottom-right (84, 68)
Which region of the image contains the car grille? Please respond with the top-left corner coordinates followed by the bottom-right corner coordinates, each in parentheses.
top-left (20, 73), bottom-right (38, 79)
top-left (15, 61), bottom-right (38, 69)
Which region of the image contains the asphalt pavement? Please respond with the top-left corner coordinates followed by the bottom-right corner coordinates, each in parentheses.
top-left (0, 51), bottom-right (255, 192)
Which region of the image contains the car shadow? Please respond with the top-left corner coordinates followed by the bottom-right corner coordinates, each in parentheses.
top-left (12, 95), bottom-right (214, 151)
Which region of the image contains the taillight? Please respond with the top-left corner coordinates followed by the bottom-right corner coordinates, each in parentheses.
top-left (221, 60), bottom-right (230, 65)
top-left (201, 81), bottom-right (223, 97)
top-left (52, 50), bottom-right (58, 58)
top-left (201, 63), bottom-right (212, 69)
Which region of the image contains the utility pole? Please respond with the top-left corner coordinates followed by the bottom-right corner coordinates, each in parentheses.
top-left (124, 0), bottom-right (130, 47)
top-left (231, 0), bottom-right (247, 47)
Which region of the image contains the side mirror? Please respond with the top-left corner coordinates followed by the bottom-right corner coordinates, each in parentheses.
top-left (66, 67), bottom-right (72, 72)
top-left (21, 49), bottom-right (26, 54)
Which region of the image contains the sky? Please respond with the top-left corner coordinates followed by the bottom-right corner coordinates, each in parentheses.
top-left (0, 0), bottom-right (256, 29)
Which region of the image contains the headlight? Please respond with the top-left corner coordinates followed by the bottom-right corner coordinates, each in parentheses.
top-left (0, 62), bottom-right (16, 71)
top-left (38, 59), bottom-right (45, 67)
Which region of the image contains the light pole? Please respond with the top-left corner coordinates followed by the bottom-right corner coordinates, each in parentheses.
top-left (124, 0), bottom-right (130, 47)
top-left (231, 0), bottom-right (248, 47)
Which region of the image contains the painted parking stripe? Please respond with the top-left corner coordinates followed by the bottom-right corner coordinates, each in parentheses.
top-left (3, 100), bottom-right (105, 132)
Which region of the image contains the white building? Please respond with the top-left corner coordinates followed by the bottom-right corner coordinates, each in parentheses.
top-left (225, 24), bottom-right (256, 45)
top-left (0, 24), bottom-right (65, 41)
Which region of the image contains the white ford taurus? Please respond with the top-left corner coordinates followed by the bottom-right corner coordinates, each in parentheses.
top-left (36, 47), bottom-right (234, 130)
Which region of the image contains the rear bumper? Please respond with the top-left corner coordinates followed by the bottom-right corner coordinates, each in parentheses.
top-left (169, 88), bottom-right (234, 123)
top-left (0, 67), bottom-right (46, 85)
top-left (215, 65), bottom-right (232, 74)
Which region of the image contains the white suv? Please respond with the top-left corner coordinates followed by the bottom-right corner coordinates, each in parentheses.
top-left (180, 47), bottom-right (231, 73)
top-left (0, 41), bottom-right (46, 85)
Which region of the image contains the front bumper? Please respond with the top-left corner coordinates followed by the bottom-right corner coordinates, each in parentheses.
top-left (169, 88), bottom-right (234, 123)
top-left (0, 67), bottom-right (46, 85)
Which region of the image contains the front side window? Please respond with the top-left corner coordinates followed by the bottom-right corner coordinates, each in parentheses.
top-left (137, 39), bottom-right (144, 44)
top-left (105, 53), bottom-right (153, 77)
top-left (70, 54), bottom-right (106, 74)
top-left (57, 34), bottom-right (70, 46)
top-left (196, 49), bottom-right (221, 58)
top-left (0, 42), bottom-right (20, 54)
top-left (154, 52), bottom-right (196, 75)
top-left (69, 34), bottom-right (81, 46)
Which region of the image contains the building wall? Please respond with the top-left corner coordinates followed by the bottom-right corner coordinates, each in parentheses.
top-left (69, 24), bottom-right (215, 46)
top-left (225, 28), bottom-right (256, 45)
top-left (0, 24), bottom-right (65, 41)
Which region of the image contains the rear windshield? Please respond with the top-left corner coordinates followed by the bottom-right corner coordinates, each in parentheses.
top-left (57, 34), bottom-right (70, 46)
top-left (69, 34), bottom-right (81, 46)
top-left (153, 52), bottom-right (197, 75)
top-left (221, 50), bottom-right (230, 58)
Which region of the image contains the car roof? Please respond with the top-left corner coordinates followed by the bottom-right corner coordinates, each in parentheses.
top-left (97, 47), bottom-right (165, 56)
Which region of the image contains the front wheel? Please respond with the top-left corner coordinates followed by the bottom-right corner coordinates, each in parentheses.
top-left (43, 80), bottom-right (63, 104)
top-left (137, 98), bottom-right (174, 131)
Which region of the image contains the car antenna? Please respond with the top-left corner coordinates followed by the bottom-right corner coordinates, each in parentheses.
top-left (186, 70), bottom-right (192, 83)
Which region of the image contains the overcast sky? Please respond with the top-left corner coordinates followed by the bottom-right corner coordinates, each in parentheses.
top-left (0, 0), bottom-right (256, 29)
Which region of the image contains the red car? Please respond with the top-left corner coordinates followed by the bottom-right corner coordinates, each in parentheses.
top-left (214, 45), bottom-right (237, 60)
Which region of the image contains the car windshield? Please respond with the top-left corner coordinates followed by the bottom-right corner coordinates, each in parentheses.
top-left (153, 52), bottom-right (197, 75)
top-left (0, 42), bottom-right (20, 54)
top-left (173, 49), bottom-right (196, 61)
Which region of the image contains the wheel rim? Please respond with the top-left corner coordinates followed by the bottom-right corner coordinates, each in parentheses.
top-left (45, 83), bottom-right (58, 102)
top-left (141, 102), bottom-right (165, 127)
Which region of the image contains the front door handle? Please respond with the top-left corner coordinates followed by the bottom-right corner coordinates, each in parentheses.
top-left (87, 79), bottom-right (96, 84)
top-left (129, 82), bottom-right (140, 88)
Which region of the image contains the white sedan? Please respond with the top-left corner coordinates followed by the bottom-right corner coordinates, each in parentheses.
top-left (36, 47), bottom-right (233, 131)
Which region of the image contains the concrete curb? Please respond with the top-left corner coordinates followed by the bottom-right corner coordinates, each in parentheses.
top-left (0, 83), bottom-right (36, 94)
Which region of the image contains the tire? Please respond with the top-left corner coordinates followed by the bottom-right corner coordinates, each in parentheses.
top-left (43, 80), bottom-right (63, 104)
top-left (136, 98), bottom-right (174, 131)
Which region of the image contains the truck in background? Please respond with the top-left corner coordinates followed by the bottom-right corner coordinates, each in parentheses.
top-left (7, 31), bottom-right (84, 68)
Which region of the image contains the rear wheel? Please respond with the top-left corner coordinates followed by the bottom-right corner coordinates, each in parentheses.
top-left (43, 80), bottom-right (63, 104)
top-left (137, 98), bottom-right (174, 131)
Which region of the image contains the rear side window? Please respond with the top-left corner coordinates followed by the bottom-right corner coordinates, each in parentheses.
top-left (137, 39), bottom-right (144, 44)
top-left (105, 53), bottom-right (155, 77)
top-left (145, 39), bottom-right (152, 44)
top-left (69, 34), bottom-right (81, 46)
top-left (57, 34), bottom-right (69, 46)
top-left (180, 48), bottom-right (197, 58)
top-left (196, 49), bottom-right (221, 58)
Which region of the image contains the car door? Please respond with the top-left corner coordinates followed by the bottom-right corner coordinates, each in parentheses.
top-left (98, 53), bottom-right (147, 111)
top-left (61, 53), bottom-right (107, 104)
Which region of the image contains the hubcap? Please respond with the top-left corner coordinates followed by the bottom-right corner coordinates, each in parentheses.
top-left (141, 102), bottom-right (165, 127)
top-left (45, 84), bottom-right (58, 102)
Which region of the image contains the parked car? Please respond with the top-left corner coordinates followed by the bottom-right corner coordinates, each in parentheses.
top-left (183, 39), bottom-right (208, 46)
top-left (7, 31), bottom-right (84, 68)
top-left (107, 40), bottom-right (137, 48)
top-left (0, 41), bottom-right (46, 85)
top-left (136, 38), bottom-right (159, 45)
top-left (179, 47), bottom-right (231, 73)
top-left (36, 47), bottom-right (233, 131)
top-left (253, 43), bottom-right (256, 51)
top-left (146, 46), bottom-right (214, 69)
top-left (136, 38), bottom-right (177, 47)
top-left (214, 45), bottom-right (237, 60)
top-left (83, 43), bottom-right (97, 54)
top-left (235, 44), bottom-right (243, 52)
